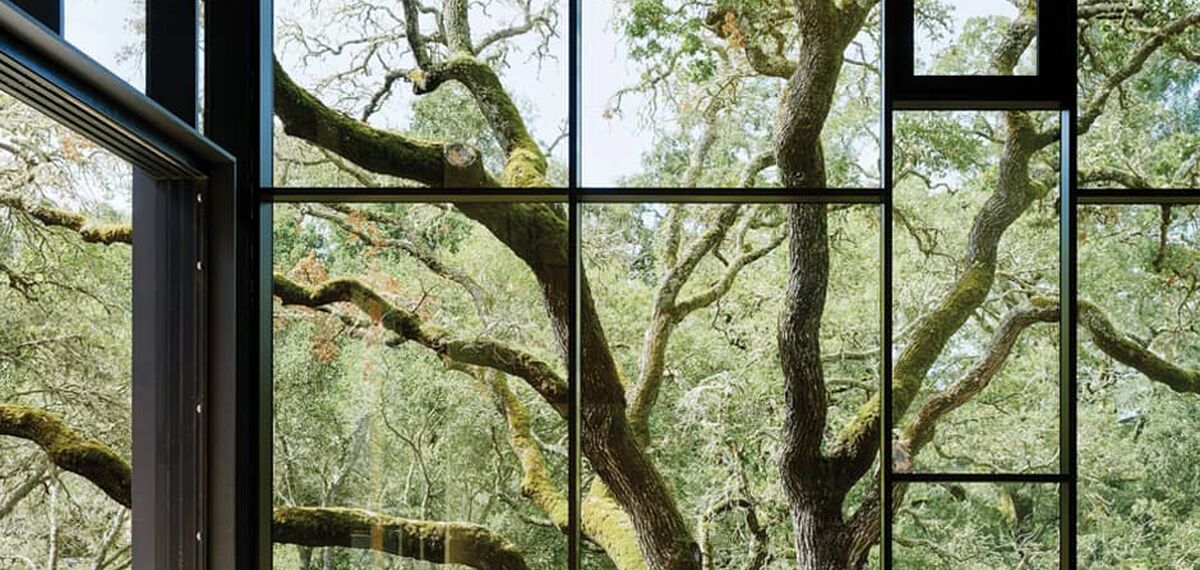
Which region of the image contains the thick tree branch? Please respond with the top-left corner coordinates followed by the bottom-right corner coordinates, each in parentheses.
top-left (0, 405), bottom-right (131, 508)
top-left (486, 371), bottom-right (569, 530)
top-left (274, 507), bottom-right (529, 570)
top-left (778, 205), bottom-right (830, 478)
top-left (991, 0), bottom-right (1037, 75)
top-left (274, 59), bottom-right (497, 188)
top-left (408, 55), bottom-right (547, 186)
top-left (272, 273), bottom-right (568, 416)
top-left (900, 298), bottom-right (1058, 456)
top-left (0, 191), bottom-right (130, 245)
top-left (1080, 300), bottom-right (1200, 394)
top-left (740, 152), bottom-right (776, 188)
top-left (0, 405), bottom-right (531, 569)
top-left (1078, 167), bottom-right (1151, 189)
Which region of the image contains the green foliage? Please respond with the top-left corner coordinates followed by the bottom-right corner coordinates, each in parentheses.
top-left (1078, 205), bottom-right (1200, 567)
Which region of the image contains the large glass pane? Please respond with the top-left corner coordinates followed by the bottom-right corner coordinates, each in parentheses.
top-left (1077, 0), bottom-right (1200, 189)
top-left (1079, 205), bottom-right (1200, 566)
top-left (891, 110), bottom-right (1060, 474)
top-left (581, 1), bottom-right (881, 188)
top-left (0, 93), bottom-right (133, 568)
top-left (273, 0), bottom-right (568, 188)
top-left (894, 483), bottom-right (1060, 568)
top-left (914, 0), bottom-right (1037, 76)
top-left (271, 202), bottom-right (568, 567)
top-left (581, 203), bottom-right (881, 568)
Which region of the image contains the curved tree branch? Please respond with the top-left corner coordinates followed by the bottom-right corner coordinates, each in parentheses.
top-left (274, 59), bottom-right (497, 188)
top-left (0, 405), bottom-right (531, 569)
top-left (1079, 12), bottom-right (1200, 136)
top-left (1080, 299), bottom-right (1200, 394)
top-left (274, 507), bottom-right (529, 570)
top-left (0, 191), bottom-right (131, 245)
top-left (0, 406), bottom-right (130, 508)
top-left (272, 273), bottom-right (568, 416)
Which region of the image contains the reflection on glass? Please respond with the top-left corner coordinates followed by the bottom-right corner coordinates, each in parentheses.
top-left (891, 111), bottom-right (1060, 474)
top-left (0, 92), bottom-right (134, 567)
top-left (895, 483), bottom-right (1060, 568)
top-left (914, 0), bottom-right (1037, 76)
top-left (1077, 0), bottom-right (1200, 189)
top-left (273, 0), bottom-right (567, 188)
top-left (581, 204), bottom-right (881, 568)
top-left (1079, 205), bottom-right (1200, 566)
top-left (581, 1), bottom-right (881, 187)
top-left (271, 202), bottom-right (567, 567)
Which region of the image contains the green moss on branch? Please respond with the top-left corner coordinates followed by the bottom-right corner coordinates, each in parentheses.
top-left (0, 405), bottom-right (132, 508)
top-left (272, 273), bottom-right (568, 414)
top-left (1081, 300), bottom-right (1200, 394)
top-left (273, 59), bottom-right (497, 188)
top-left (273, 507), bottom-right (530, 570)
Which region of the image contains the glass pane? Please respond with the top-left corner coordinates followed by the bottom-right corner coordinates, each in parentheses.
top-left (0, 93), bottom-right (133, 567)
top-left (914, 0), bottom-right (1037, 76)
top-left (894, 483), bottom-right (1060, 568)
top-left (271, 202), bottom-right (568, 567)
top-left (1077, 0), bottom-right (1200, 189)
top-left (891, 110), bottom-right (1060, 474)
top-left (581, 203), bottom-right (881, 568)
top-left (273, 0), bottom-right (568, 188)
top-left (64, 0), bottom-right (146, 90)
top-left (581, 1), bottom-right (881, 188)
top-left (1079, 205), bottom-right (1200, 566)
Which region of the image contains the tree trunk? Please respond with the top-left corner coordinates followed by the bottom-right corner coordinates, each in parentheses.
top-left (788, 498), bottom-right (853, 570)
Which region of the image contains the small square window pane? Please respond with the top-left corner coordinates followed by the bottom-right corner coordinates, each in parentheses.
top-left (915, 0), bottom-right (1037, 76)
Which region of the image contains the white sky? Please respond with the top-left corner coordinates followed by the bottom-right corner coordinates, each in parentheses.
top-left (582, 0), bottom-right (1019, 187)
top-left (61, 0), bottom-right (566, 174)
top-left (580, 0), bottom-right (650, 187)
top-left (58, 0), bottom-right (1023, 189)
top-left (915, 0), bottom-right (1025, 74)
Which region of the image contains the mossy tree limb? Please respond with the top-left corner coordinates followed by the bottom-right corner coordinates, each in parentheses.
top-left (0, 405), bottom-right (531, 569)
top-left (486, 371), bottom-right (569, 531)
top-left (1080, 300), bottom-right (1200, 394)
top-left (273, 507), bottom-right (530, 570)
top-left (272, 273), bottom-right (569, 417)
top-left (0, 405), bottom-right (131, 508)
top-left (901, 298), bottom-right (1059, 456)
top-left (273, 60), bottom-right (499, 188)
top-left (0, 191), bottom-right (131, 245)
